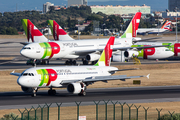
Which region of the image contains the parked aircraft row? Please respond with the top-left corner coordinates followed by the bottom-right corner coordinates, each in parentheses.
top-left (11, 36), bottom-right (150, 97)
top-left (20, 12), bottom-right (173, 66)
top-left (10, 12), bottom-right (175, 97)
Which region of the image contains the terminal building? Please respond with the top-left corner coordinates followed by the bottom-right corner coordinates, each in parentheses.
top-left (68, 0), bottom-right (87, 7)
top-left (90, 4), bottom-right (151, 15)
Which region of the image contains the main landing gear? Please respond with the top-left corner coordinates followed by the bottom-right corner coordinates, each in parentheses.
top-left (78, 91), bottom-right (86, 96)
top-left (65, 59), bottom-right (76, 65)
top-left (48, 88), bottom-right (56, 95)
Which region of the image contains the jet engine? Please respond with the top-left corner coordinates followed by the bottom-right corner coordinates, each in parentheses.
top-left (124, 50), bottom-right (139, 59)
top-left (111, 54), bottom-right (125, 62)
top-left (21, 86), bottom-right (33, 93)
top-left (67, 83), bottom-right (86, 94)
top-left (86, 54), bottom-right (100, 61)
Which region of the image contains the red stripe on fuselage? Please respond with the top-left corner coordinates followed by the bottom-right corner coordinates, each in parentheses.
top-left (143, 45), bottom-right (155, 59)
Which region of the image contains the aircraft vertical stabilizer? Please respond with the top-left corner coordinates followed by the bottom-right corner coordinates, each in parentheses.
top-left (121, 12), bottom-right (141, 38)
top-left (47, 20), bottom-right (74, 41)
top-left (94, 36), bottom-right (115, 66)
top-left (21, 19), bottom-right (48, 43)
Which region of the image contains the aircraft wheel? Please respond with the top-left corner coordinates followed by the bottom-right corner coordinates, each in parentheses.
top-left (82, 91), bottom-right (86, 96)
top-left (65, 60), bottom-right (70, 65)
top-left (31, 93), bottom-right (36, 97)
top-left (78, 91), bottom-right (86, 96)
top-left (48, 89), bottom-right (56, 95)
top-left (83, 60), bottom-right (88, 65)
top-left (72, 60), bottom-right (76, 65)
top-left (52, 90), bottom-right (56, 95)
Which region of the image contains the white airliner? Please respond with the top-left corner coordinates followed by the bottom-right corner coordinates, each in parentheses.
top-left (11, 36), bottom-right (149, 97)
top-left (134, 42), bottom-right (180, 57)
top-left (20, 12), bottom-right (173, 65)
top-left (137, 21), bottom-right (172, 35)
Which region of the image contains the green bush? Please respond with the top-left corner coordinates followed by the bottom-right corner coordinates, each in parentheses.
top-left (159, 113), bottom-right (180, 120)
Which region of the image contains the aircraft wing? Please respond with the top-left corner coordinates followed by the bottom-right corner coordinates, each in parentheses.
top-left (73, 44), bottom-right (169, 56)
top-left (116, 45), bottom-right (169, 51)
top-left (60, 74), bottom-right (150, 84)
top-left (132, 37), bottom-right (162, 43)
top-left (73, 50), bottom-right (100, 56)
top-left (20, 42), bottom-right (29, 45)
top-left (10, 71), bottom-right (21, 76)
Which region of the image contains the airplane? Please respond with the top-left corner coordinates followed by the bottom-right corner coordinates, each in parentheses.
top-left (47, 19), bottom-right (174, 62)
top-left (137, 21), bottom-right (172, 35)
top-left (11, 36), bottom-right (150, 97)
top-left (112, 45), bottom-right (173, 62)
top-left (134, 42), bottom-right (180, 57)
top-left (20, 12), bottom-right (173, 65)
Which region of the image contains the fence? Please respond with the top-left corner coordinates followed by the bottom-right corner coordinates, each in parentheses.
top-left (2, 100), bottom-right (180, 120)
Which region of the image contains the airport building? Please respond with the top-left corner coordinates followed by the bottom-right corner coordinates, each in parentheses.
top-left (68, 0), bottom-right (87, 7)
top-left (43, 2), bottom-right (54, 13)
top-left (90, 4), bottom-right (151, 15)
top-left (168, 0), bottom-right (180, 12)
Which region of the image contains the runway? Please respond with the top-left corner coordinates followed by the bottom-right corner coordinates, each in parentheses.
top-left (1, 86), bottom-right (180, 109)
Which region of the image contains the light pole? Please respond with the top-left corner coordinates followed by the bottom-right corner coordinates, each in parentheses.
top-left (158, 15), bottom-right (159, 35)
top-left (78, 20), bottom-right (80, 40)
top-left (175, 7), bottom-right (178, 43)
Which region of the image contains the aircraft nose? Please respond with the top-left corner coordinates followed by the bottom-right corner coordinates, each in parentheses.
top-left (170, 51), bottom-right (175, 57)
top-left (20, 49), bottom-right (27, 57)
top-left (17, 77), bottom-right (29, 87)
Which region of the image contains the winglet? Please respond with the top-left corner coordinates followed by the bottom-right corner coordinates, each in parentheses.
top-left (146, 74), bottom-right (150, 79)
top-left (47, 20), bottom-right (74, 41)
top-left (121, 12), bottom-right (141, 38)
top-left (94, 36), bottom-right (115, 66)
top-left (21, 19), bottom-right (48, 43)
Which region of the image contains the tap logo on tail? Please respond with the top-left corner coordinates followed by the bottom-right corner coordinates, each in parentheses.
top-left (95, 36), bottom-right (115, 66)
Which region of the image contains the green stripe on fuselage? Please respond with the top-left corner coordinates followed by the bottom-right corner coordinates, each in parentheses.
top-left (37, 69), bottom-right (49, 86)
top-left (39, 42), bottom-right (52, 59)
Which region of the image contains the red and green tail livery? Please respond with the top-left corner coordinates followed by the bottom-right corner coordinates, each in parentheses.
top-left (94, 36), bottom-right (115, 66)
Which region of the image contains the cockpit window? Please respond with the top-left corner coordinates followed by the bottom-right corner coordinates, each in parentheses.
top-left (22, 73), bottom-right (34, 76)
top-left (165, 49), bottom-right (170, 51)
top-left (23, 47), bottom-right (31, 50)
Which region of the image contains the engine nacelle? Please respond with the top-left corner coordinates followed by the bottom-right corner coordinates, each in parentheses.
top-left (21, 86), bottom-right (33, 93)
top-left (86, 54), bottom-right (100, 61)
top-left (111, 54), bottom-right (125, 62)
top-left (67, 83), bottom-right (86, 94)
top-left (124, 50), bottom-right (139, 59)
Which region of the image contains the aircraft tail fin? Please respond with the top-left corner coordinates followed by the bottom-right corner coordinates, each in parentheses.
top-left (161, 21), bottom-right (172, 31)
top-left (21, 19), bottom-right (48, 43)
top-left (121, 12), bottom-right (141, 38)
top-left (94, 36), bottom-right (115, 66)
top-left (47, 20), bottom-right (74, 41)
